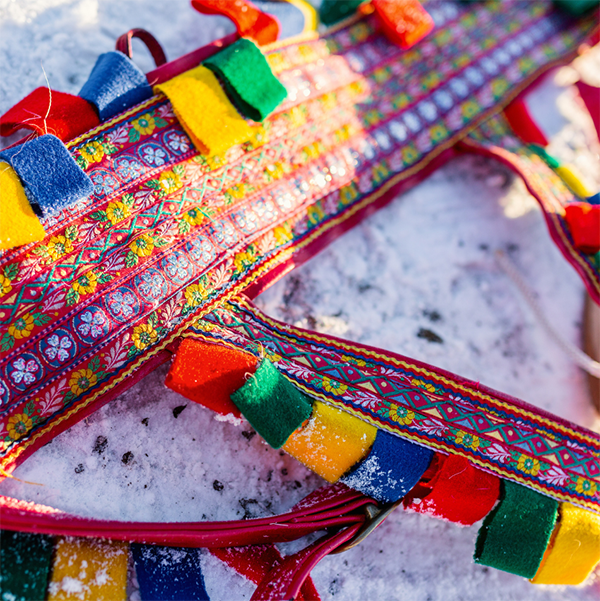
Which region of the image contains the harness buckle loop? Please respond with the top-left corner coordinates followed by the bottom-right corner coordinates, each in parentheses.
top-left (330, 498), bottom-right (403, 554)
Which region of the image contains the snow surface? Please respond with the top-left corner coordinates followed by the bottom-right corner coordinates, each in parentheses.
top-left (1, 1), bottom-right (599, 599)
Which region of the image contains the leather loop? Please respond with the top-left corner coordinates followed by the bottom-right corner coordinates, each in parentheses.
top-left (115, 28), bottom-right (167, 68)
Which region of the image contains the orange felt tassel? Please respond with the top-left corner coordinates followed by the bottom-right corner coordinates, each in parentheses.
top-left (165, 338), bottom-right (258, 417)
top-left (564, 202), bottom-right (600, 255)
top-left (191, 0), bottom-right (279, 46)
top-left (372, 0), bottom-right (434, 49)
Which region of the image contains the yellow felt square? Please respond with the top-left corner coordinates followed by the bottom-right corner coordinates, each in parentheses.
top-left (283, 400), bottom-right (377, 482)
top-left (155, 65), bottom-right (255, 157)
top-left (0, 162), bottom-right (46, 249)
top-left (532, 502), bottom-right (600, 585)
top-left (47, 537), bottom-right (128, 601)
top-left (555, 164), bottom-right (592, 198)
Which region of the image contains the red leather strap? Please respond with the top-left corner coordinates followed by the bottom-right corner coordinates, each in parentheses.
top-left (211, 482), bottom-right (338, 600)
top-left (576, 80), bottom-right (600, 140)
top-left (251, 524), bottom-right (361, 600)
top-left (115, 28), bottom-right (168, 67)
top-left (211, 545), bottom-right (320, 601)
top-left (191, 0), bottom-right (279, 45)
top-left (0, 485), bottom-right (372, 549)
top-left (146, 32), bottom-right (239, 86)
top-left (502, 96), bottom-right (549, 146)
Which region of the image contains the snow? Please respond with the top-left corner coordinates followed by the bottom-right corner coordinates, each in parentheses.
top-left (1, 1), bottom-right (599, 600)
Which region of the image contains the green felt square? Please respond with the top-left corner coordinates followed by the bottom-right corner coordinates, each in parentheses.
top-left (554, 0), bottom-right (599, 17)
top-left (204, 38), bottom-right (287, 122)
top-left (474, 480), bottom-right (558, 579)
top-left (319, 0), bottom-right (364, 26)
top-left (230, 358), bottom-right (313, 448)
top-left (1, 530), bottom-right (54, 601)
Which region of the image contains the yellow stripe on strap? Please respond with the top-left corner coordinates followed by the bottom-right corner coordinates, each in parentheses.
top-left (155, 65), bottom-right (256, 158)
top-left (283, 400), bottom-right (377, 482)
top-left (0, 162), bottom-right (46, 249)
top-left (532, 503), bottom-right (600, 585)
top-left (47, 537), bottom-right (128, 601)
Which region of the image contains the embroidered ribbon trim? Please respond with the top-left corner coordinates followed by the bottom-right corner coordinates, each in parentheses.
top-left (182, 296), bottom-right (600, 514)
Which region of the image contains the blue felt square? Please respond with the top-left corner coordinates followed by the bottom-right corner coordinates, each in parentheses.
top-left (131, 544), bottom-right (209, 601)
top-left (0, 134), bottom-right (93, 217)
top-left (79, 50), bottom-right (153, 121)
top-left (341, 429), bottom-right (434, 503)
top-left (587, 192), bottom-right (599, 205)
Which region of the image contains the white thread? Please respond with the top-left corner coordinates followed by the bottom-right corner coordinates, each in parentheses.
top-left (495, 249), bottom-right (600, 378)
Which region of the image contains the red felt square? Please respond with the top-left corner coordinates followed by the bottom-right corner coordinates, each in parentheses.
top-left (165, 338), bottom-right (258, 417)
top-left (403, 454), bottom-right (500, 525)
top-left (373, 0), bottom-right (434, 49)
top-left (564, 203), bottom-right (600, 255)
top-left (0, 87), bottom-right (100, 142)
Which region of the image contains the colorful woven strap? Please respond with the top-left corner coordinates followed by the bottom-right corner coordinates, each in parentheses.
top-left (1, 0), bottom-right (598, 499)
top-left (184, 296), bottom-right (600, 514)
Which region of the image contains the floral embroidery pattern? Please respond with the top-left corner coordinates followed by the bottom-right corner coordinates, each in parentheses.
top-left (517, 454), bottom-right (540, 476)
top-left (195, 298), bottom-right (600, 512)
top-left (8, 314), bottom-right (35, 340)
top-left (7, 413), bottom-right (32, 441)
top-left (42, 334), bottom-right (74, 363)
top-left (105, 288), bottom-right (140, 322)
top-left (8, 356), bottom-right (42, 389)
top-left (132, 323), bottom-right (158, 351)
top-left (74, 309), bottom-right (108, 343)
top-left (69, 368), bottom-right (97, 396)
top-left (1, 1), bottom-right (596, 506)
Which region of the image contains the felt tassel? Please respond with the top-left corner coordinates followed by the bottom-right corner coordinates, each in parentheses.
top-left (0, 530), bottom-right (54, 601)
top-left (0, 163), bottom-right (46, 249)
top-left (474, 480), bottom-right (558, 579)
top-left (0, 134), bottom-right (93, 218)
top-left (531, 502), bottom-right (600, 585)
top-left (555, 164), bottom-right (593, 198)
top-left (79, 51), bottom-right (153, 121)
top-left (503, 97), bottom-right (549, 147)
top-left (564, 202), bottom-right (600, 254)
top-left (165, 338), bottom-right (258, 417)
top-left (0, 87), bottom-right (100, 142)
top-left (340, 429), bottom-right (434, 503)
top-left (47, 537), bottom-right (128, 601)
top-left (587, 192), bottom-right (600, 205)
top-left (191, 0), bottom-right (280, 45)
top-left (282, 400), bottom-right (377, 482)
top-left (576, 80), bottom-right (600, 140)
top-left (155, 65), bottom-right (255, 157)
top-left (529, 144), bottom-right (594, 198)
top-left (319, 0), bottom-right (363, 26)
top-left (131, 544), bottom-right (209, 601)
top-left (372, 0), bottom-right (435, 49)
top-left (204, 38), bottom-right (288, 122)
top-left (553, 0), bottom-right (600, 16)
top-left (528, 143), bottom-right (560, 169)
top-left (231, 358), bottom-right (313, 448)
top-left (402, 454), bottom-right (500, 525)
